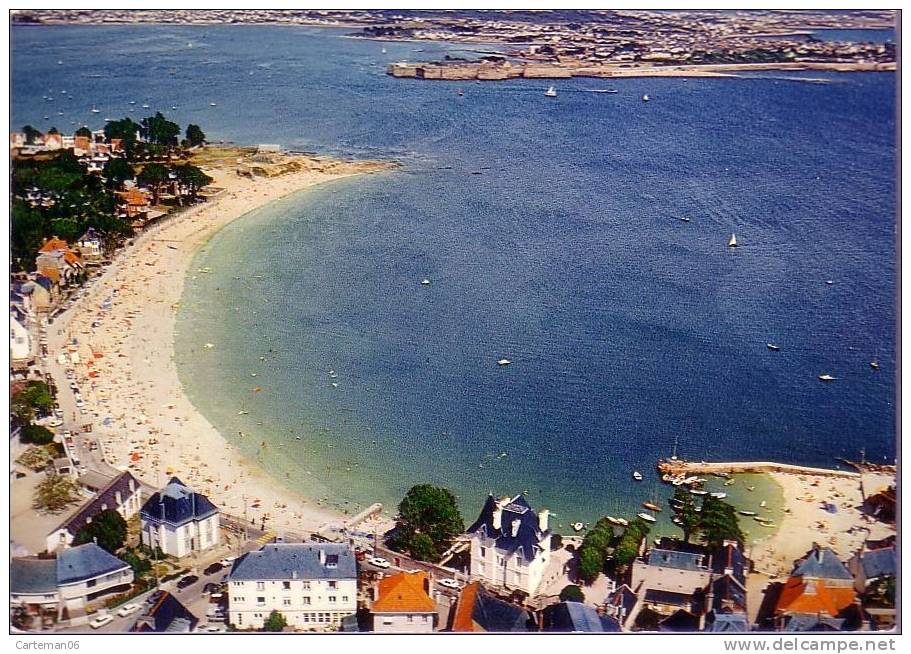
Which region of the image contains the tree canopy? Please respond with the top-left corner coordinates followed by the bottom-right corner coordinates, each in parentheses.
top-left (387, 484), bottom-right (464, 563)
top-left (670, 487), bottom-right (702, 543)
top-left (74, 508), bottom-right (128, 553)
top-left (140, 112), bottom-right (180, 147)
top-left (20, 424), bottom-right (55, 445)
top-left (11, 381), bottom-right (55, 424)
top-left (559, 584), bottom-right (586, 602)
top-left (262, 610), bottom-right (288, 632)
top-left (185, 124), bottom-right (206, 147)
top-left (33, 473), bottom-right (81, 513)
top-left (698, 495), bottom-right (745, 548)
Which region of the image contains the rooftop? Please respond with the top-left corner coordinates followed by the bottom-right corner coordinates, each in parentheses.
top-left (57, 543), bottom-right (130, 586)
top-left (140, 476), bottom-right (218, 527)
top-left (10, 558), bottom-right (58, 595)
top-left (372, 570), bottom-right (436, 613)
top-left (228, 542), bottom-right (356, 581)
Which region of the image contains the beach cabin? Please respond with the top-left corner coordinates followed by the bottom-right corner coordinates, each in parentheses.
top-left (465, 493), bottom-right (552, 597)
top-left (139, 476), bottom-right (219, 558)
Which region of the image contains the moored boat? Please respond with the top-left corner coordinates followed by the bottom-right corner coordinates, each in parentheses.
top-left (642, 501), bottom-right (662, 512)
top-left (633, 471), bottom-right (643, 481)
top-left (637, 512), bottom-right (657, 523)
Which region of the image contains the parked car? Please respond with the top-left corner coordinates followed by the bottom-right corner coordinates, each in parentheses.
top-left (367, 557), bottom-right (390, 569)
top-left (203, 562), bottom-right (223, 576)
top-left (146, 590), bottom-right (165, 605)
top-left (176, 575), bottom-right (199, 590)
top-left (438, 578), bottom-right (462, 590)
top-left (116, 603), bottom-right (141, 617)
top-left (202, 582), bottom-right (221, 594)
top-left (219, 557), bottom-right (235, 567)
top-left (89, 614), bottom-right (114, 629)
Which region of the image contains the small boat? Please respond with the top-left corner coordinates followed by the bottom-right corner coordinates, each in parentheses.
top-left (381, 47), bottom-right (387, 54)
top-left (642, 502), bottom-right (662, 512)
top-left (712, 472), bottom-right (731, 478)
top-left (572, 522), bottom-right (585, 532)
top-left (709, 492), bottom-right (727, 499)
top-left (746, 486), bottom-right (755, 492)
top-left (818, 374), bottom-right (837, 382)
top-left (615, 517), bottom-right (629, 527)
top-left (210, 102), bottom-right (217, 107)
top-left (760, 500), bottom-right (767, 508)
top-left (497, 359), bottom-right (512, 366)
top-left (676, 216), bottom-right (691, 222)
top-left (545, 86), bottom-right (557, 97)
top-left (671, 516), bottom-right (682, 525)
top-left (90, 106), bottom-right (100, 113)
top-left (605, 88), bottom-right (619, 94)
top-left (642, 94), bottom-right (650, 102)
top-left (141, 102), bottom-right (150, 109)
top-left (421, 279), bottom-right (431, 286)
top-left (637, 512), bottom-right (657, 523)
top-left (738, 510), bottom-right (757, 516)
top-left (171, 105), bottom-right (178, 110)
top-left (605, 516), bottom-right (623, 525)
top-left (767, 343), bottom-right (781, 351)
top-left (724, 479), bottom-right (736, 486)
top-left (457, 88), bottom-right (464, 96)
top-left (870, 361), bottom-right (879, 369)
top-left (632, 471), bottom-right (643, 481)
top-left (129, 100), bottom-right (136, 105)
top-left (728, 233), bottom-right (738, 248)
top-left (690, 489), bottom-right (708, 496)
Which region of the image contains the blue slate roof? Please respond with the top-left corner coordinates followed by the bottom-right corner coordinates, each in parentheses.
top-left (608, 584), bottom-right (638, 614)
top-left (861, 546), bottom-right (895, 580)
top-left (712, 542), bottom-right (747, 584)
top-left (782, 614), bottom-right (845, 632)
top-left (658, 609), bottom-right (700, 632)
top-left (57, 543), bottom-right (130, 585)
top-left (140, 476), bottom-right (218, 527)
top-left (792, 545), bottom-right (852, 580)
top-left (465, 583), bottom-right (537, 632)
top-left (707, 613), bottom-right (751, 632)
top-left (712, 574), bottom-right (747, 612)
top-left (228, 542), bottom-right (356, 581)
top-left (131, 591), bottom-right (198, 633)
top-left (467, 494), bottom-right (548, 560)
top-left (542, 602), bottom-right (621, 632)
top-left (647, 548), bottom-right (708, 572)
top-left (54, 471), bottom-right (140, 538)
top-left (10, 558), bottom-right (58, 595)
top-left (34, 275), bottom-right (53, 291)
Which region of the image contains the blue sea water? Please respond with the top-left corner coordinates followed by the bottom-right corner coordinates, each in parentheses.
top-left (11, 25), bottom-right (897, 529)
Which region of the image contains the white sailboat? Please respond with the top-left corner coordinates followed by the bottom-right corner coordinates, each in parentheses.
top-left (642, 94), bottom-right (650, 102)
top-left (545, 86), bottom-right (557, 97)
top-left (728, 233), bottom-right (738, 248)
top-left (90, 105), bottom-right (100, 114)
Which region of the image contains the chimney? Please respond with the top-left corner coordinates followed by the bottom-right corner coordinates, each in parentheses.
top-left (319, 549), bottom-right (327, 565)
top-left (492, 496), bottom-right (510, 532)
top-left (511, 519), bottom-right (520, 538)
top-left (292, 570), bottom-right (298, 580)
top-left (538, 509), bottom-right (549, 532)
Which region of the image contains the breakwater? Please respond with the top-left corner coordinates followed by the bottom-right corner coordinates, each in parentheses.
top-left (657, 460), bottom-right (860, 479)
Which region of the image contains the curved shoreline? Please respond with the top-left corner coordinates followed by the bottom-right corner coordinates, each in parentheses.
top-left (48, 153), bottom-right (395, 537)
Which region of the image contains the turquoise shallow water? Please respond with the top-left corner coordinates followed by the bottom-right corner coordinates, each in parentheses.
top-left (13, 25), bottom-right (897, 530)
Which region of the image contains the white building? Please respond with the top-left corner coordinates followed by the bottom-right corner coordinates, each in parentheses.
top-left (466, 493), bottom-right (552, 597)
top-left (46, 471), bottom-right (142, 553)
top-left (227, 542), bottom-right (357, 631)
top-left (10, 314), bottom-right (32, 368)
top-left (140, 476), bottom-right (219, 558)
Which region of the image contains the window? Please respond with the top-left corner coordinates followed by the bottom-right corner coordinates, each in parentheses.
top-left (422, 615), bottom-right (429, 623)
top-left (328, 596), bottom-right (336, 603)
top-left (256, 597), bottom-right (265, 605)
top-left (256, 581), bottom-right (265, 591)
top-left (232, 597), bottom-right (244, 602)
top-left (328, 581), bottom-right (337, 590)
top-left (342, 596), bottom-right (349, 603)
top-left (302, 581), bottom-right (310, 590)
top-left (86, 579), bottom-right (96, 588)
top-left (302, 597), bottom-right (311, 605)
top-left (407, 615), bottom-right (413, 623)
top-left (480, 547), bottom-right (487, 557)
top-left (283, 598), bottom-right (291, 606)
top-left (282, 581), bottom-right (291, 590)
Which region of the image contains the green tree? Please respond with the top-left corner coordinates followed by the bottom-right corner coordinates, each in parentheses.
top-left (174, 164), bottom-right (212, 201)
top-left (185, 124), bottom-right (206, 147)
top-left (33, 473), bottom-right (81, 513)
top-left (613, 518), bottom-right (651, 574)
top-left (576, 545), bottom-right (603, 585)
top-left (48, 126), bottom-right (59, 135)
top-left (73, 508), bottom-right (128, 553)
top-left (388, 484), bottom-right (464, 563)
top-left (75, 125), bottom-right (92, 138)
top-left (102, 158), bottom-right (135, 189)
top-left (11, 381), bottom-right (55, 424)
top-left (262, 610), bottom-right (287, 632)
top-left (671, 487), bottom-right (701, 543)
top-left (699, 495), bottom-right (744, 548)
top-left (141, 112), bottom-right (180, 147)
top-left (121, 548), bottom-right (153, 578)
top-left (137, 163), bottom-right (169, 204)
top-left (20, 424), bottom-right (55, 445)
top-left (104, 118), bottom-right (141, 157)
top-left (559, 584), bottom-right (585, 602)
top-left (23, 125), bottom-right (42, 145)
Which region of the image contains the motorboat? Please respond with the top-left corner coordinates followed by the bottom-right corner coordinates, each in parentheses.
top-left (870, 361), bottom-right (879, 369)
top-left (605, 516), bottom-right (623, 525)
top-left (728, 233), bottom-right (738, 248)
top-left (637, 512), bottom-right (657, 523)
top-left (818, 374), bottom-right (837, 382)
top-left (497, 359), bottom-right (512, 366)
top-left (421, 279), bottom-right (431, 285)
top-left (616, 517), bottom-right (629, 527)
top-left (572, 522), bottom-right (585, 532)
top-left (690, 488), bottom-right (708, 496)
top-left (709, 492), bottom-right (727, 499)
top-left (724, 479), bottom-right (736, 486)
top-left (767, 343), bottom-right (781, 351)
top-left (90, 106), bottom-right (100, 113)
top-left (642, 94), bottom-right (650, 102)
top-left (633, 471), bottom-right (643, 481)
top-left (545, 86), bottom-right (557, 97)
top-left (642, 502), bottom-right (662, 512)
top-left (738, 510), bottom-right (757, 516)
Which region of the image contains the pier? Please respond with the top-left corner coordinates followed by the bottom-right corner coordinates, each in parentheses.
top-left (657, 459), bottom-right (860, 479)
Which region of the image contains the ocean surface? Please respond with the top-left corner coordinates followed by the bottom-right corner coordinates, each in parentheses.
top-left (12, 25), bottom-right (897, 535)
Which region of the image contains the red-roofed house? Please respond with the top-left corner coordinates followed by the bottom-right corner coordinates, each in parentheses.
top-left (44, 133), bottom-right (63, 150)
top-left (74, 135), bottom-right (91, 155)
top-left (36, 238), bottom-right (84, 286)
top-left (117, 189), bottom-right (151, 223)
top-left (371, 571), bottom-right (436, 633)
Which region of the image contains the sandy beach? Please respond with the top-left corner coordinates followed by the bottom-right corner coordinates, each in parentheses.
top-left (48, 151), bottom-right (395, 537)
top-left (748, 470), bottom-right (895, 577)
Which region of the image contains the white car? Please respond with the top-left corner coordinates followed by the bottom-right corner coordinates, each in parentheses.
top-left (75, 398), bottom-right (85, 408)
top-left (438, 578), bottom-right (462, 590)
top-left (367, 557), bottom-right (390, 569)
top-left (197, 623), bottom-right (228, 633)
top-left (116, 603), bottom-right (141, 617)
top-left (219, 557), bottom-right (235, 567)
top-left (89, 614), bottom-right (114, 629)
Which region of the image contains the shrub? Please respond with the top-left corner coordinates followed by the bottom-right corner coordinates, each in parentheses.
top-left (559, 584), bottom-right (586, 602)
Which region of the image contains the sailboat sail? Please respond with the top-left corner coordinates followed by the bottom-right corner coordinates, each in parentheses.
top-left (728, 233), bottom-right (737, 248)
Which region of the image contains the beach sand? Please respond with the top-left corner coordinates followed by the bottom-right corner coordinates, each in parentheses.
top-left (47, 152), bottom-right (395, 536)
top-left (747, 470), bottom-right (895, 577)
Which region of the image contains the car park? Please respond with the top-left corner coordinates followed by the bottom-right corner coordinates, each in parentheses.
top-left (116, 603), bottom-right (141, 617)
top-left (89, 614), bottom-right (114, 629)
top-left (367, 557), bottom-right (391, 569)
